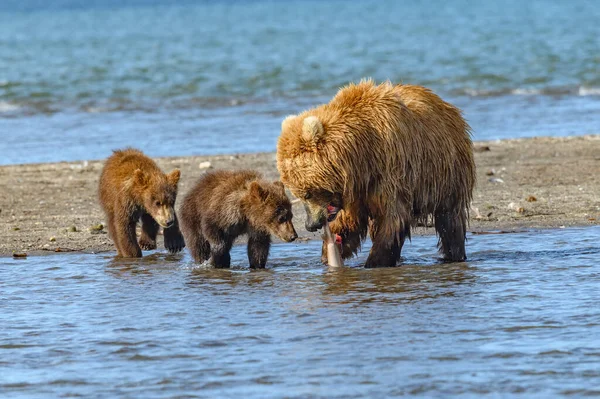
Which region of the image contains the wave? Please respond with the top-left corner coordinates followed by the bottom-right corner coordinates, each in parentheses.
top-left (0, 101), bottom-right (22, 113)
top-left (455, 86), bottom-right (600, 97)
top-left (2, 85), bottom-right (600, 118)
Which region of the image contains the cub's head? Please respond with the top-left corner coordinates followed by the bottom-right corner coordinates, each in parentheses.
top-left (133, 168), bottom-right (181, 228)
top-left (245, 180), bottom-right (297, 242)
top-left (276, 114), bottom-right (345, 232)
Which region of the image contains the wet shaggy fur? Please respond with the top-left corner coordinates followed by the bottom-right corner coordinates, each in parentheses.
top-left (277, 80), bottom-right (475, 266)
top-left (98, 148), bottom-right (185, 257)
top-left (179, 170), bottom-right (297, 268)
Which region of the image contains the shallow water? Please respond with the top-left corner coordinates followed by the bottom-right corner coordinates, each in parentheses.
top-left (2, 226), bottom-right (600, 398)
top-left (1, 0), bottom-right (600, 164)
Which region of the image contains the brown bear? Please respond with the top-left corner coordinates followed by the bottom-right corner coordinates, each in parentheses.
top-left (277, 80), bottom-right (475, 267)
top-left (98, 148), bottom-right (185, 257)
top-left (179, 170), bottom-right (298, 268)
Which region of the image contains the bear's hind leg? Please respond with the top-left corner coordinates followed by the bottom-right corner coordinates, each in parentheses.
top-left (248, 230), bottom-right (271, 269)
top-left (164, 215), bottom-right (186, 253)
top-left (434, 210), bottom-right (467, 262)
top-left (139, 213), bottom-right (158, 251)
top-left (105, 212), bottom-right (119, 251)
top-left (185, 226), bottom-right (211, 263)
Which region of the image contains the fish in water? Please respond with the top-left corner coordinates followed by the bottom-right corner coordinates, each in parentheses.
top-left (322, 218), bottom-right (344, 267)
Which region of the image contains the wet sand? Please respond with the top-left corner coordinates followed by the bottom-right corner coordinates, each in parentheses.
top-left (1, 135), bottom-right (599, 257)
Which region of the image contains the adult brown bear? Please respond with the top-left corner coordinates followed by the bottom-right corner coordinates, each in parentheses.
top-left (276, 80), bottom-right (475, 267)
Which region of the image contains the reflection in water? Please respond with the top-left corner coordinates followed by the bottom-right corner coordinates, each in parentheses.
top-left (1, 227), bottom-right (600, 397)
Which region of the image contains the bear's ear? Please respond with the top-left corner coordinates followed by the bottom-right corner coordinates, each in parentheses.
top-left (249, 181), bottom-right (269, 202)
top-left (281, 114), bottom-right (296, 131)
top-left (167, 169), bottom-right (181, 186)
top-left (273, 181), bottom-right (285, 194)
top-left (133, 169), bottom-right (147, 186)
top-left (302, 116), bottom-right (325, 144)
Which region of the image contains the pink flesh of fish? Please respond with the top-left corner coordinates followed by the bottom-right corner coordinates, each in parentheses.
top-left (322, 219), bottom-right (344, 267)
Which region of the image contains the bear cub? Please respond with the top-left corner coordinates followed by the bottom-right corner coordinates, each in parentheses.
top-left (180, 170), bottom-right (297, 268)
top-left (98, 148), bottom-right (185, 257)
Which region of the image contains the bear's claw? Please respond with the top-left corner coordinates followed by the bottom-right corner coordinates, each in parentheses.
top-left (138, 238), bottom-right (157, 251)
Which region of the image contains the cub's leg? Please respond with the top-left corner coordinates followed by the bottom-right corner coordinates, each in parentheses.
top-left (115, 215), bottom-right (142, 258)
top-left (184, 222), bottom-right (211, 263)
top-left (434, 210), bottom-right (467, 262)
top-left (164, 215), bottom-right (185, 253)
top-left (209, 237), bottom-right (234, 268)
top-left (139, 213), bottom-right (158, 250)
top-left (247, 230), bottom-right (271, 269)
top-left (105, 212), bottom-right (120, 252)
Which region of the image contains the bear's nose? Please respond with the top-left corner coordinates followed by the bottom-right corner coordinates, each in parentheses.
top-left (305, 220), bottom-right (323, 232)
top-left (289, 233), bottom-right (298, 242)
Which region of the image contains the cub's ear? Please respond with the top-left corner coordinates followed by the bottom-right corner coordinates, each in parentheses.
top-left (273, 181), bottom-right (286, 194)
top-left (167, 169), bottom-right (181, 186)
top-left (133, 169), bottom-right (147, 186)
top-left (249, 181), bottom-right (269, 202)
top-left (302, 116), bottom-right (325, 144)
top-left (281, 114), bottom-right (296, 131)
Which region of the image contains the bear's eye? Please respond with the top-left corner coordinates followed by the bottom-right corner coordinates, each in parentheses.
top-left (278, 215), bottom-right (287, 223)
top-left (155, 201), bottom-right (161, 207)
top-left (304, 192), bottom-right (312, 200)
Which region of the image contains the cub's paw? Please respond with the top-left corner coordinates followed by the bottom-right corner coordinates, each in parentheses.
top-left (138, 237), bottom-right (157, 251)
top-left (164, 227), bottom-right (185, 253)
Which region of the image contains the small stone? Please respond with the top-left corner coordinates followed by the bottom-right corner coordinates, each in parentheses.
top-left (485, 170), bottom-right (495, 176)
top-left (488, 177), bottom-right (504, 184)
top-left (526, 195), bottom-right (537, 202)
top-left (49, 236), bottom-right (56, 242)
top-left (12, 252), bottom-right (27, 258)
top-left (12, 226), bottom-right (20, 231)
top-left (67, 225), bottom-right (77, 232)
top-left (199, 161), bottom-right (212, 169)
top-left (89, 223), bottom-right (104, 234)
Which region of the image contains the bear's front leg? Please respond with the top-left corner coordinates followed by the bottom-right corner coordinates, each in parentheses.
top-left (364, 224), bottom-right (402, 268)
top-left (247, 230), bottom-right (271, 269)
top-left (163, 215), bottom-right (185, 253)
top-left (115, 216), bottom-right (142, 258)
top-left (139, 213), bottom-right (158, 250)
top-left (365, 239), bottom-right (400, 268)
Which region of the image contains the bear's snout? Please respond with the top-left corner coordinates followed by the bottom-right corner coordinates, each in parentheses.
top-left (278, 221), bottom-right (298, 242)
top-left (304, 203), bottom-right (325, 232)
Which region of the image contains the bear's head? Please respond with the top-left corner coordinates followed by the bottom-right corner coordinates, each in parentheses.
top-left (244, 180), bottom-right (298, 242)
top-left (133, 168), bottom-right (181, 228)
top-left (277, 114), bottom-right (347, 232)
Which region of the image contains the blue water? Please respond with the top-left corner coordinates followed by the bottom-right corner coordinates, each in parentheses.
top-left (1, 0), bottom-right (600, 164)
top-left (2, 227), bottom-right (600, 397)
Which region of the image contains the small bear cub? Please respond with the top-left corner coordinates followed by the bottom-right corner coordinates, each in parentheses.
top-left (98, 148), bottom-right (185, 257)
top-left (180, 170), bottom-right (297, 268)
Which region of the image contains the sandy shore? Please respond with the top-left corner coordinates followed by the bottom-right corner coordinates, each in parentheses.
top-left (1, 135), bottom-right (599, 257)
